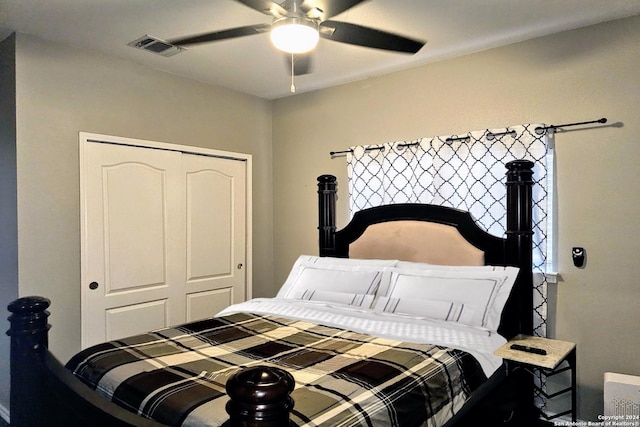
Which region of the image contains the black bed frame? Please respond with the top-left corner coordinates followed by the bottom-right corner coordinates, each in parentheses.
top-left (7, 160), bottom-right (535, 427)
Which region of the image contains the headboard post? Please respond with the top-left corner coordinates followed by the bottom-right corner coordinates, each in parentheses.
top-left (317, 174), bottom-right (338, 257)
top-left (7, 296), bottom-right (52, 427)
top-left (505, 160), bottom-right (535, 336)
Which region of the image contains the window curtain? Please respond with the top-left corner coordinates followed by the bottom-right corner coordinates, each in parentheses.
top-left (347, 124), bottom-right (554, 338)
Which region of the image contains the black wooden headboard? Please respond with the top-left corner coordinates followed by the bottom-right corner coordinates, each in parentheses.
top-left (316, 160), bottom-right (534, 339)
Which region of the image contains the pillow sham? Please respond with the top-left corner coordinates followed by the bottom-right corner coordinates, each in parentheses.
top-left (395, 259), bottom-right (512, 271)
top-left (377, 267), bottom-right (519, 331)
top-left (372, 296), bottom-right (476, 325)
top-left (276, 255), bottom-right (395, 299)
top-left (276, 258), bottom-right (389, 307)
top-left (298, 255), bottom-right (397, 267)
top-left (291, 290), bottom-right (375, 308)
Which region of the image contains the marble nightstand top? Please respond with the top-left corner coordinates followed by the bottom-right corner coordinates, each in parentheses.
top-left (494, 334), bottom-right (576, 369)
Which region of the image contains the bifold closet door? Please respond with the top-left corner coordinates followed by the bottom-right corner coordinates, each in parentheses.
top-left (81, 141), bottom-right (246, 348)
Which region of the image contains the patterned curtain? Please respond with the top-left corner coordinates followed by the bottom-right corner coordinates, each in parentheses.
top-left (347, 124), bottom-right (554, 338)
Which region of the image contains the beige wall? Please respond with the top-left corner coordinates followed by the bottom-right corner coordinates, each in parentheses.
top-left (4, 13), bottom-right (639, 423)
top-left (14, 34), bottom-right (274, 364)
top-left (0, 34), bottom-right (18, 418)
top-left (272, 15), bottom-right (640, 421)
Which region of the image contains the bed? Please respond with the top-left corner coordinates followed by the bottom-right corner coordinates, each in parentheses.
top-left (7, 159), bottom-right (535, 427)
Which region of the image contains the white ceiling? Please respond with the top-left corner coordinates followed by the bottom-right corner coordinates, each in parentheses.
top-left (2, 0), bottom-right (640, 100)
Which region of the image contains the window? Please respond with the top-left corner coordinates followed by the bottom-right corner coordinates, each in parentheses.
top-left (347, 124), bottom-right (554, 336)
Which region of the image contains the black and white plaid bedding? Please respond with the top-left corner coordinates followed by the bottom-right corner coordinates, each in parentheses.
top-left (67, 312), bottom-right (487, 427)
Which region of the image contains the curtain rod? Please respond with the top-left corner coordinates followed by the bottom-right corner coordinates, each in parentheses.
top-left (534, 117), bottom-right (607, 134)
top-left (329, 117), bottom-right (608, 156)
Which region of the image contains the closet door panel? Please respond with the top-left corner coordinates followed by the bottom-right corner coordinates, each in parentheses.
top-left (105, 299), bottom-right (168, 341)
top-left (182, 153), bottom-right (246, 321)
top-left (186, 289), bottom-right (233, 322)
top-left (104, 163), bottom-right (166, 290)
top-left (82, 142), bottom-right (184, 349)
top-left (186, 169), bottom-right (233, 279)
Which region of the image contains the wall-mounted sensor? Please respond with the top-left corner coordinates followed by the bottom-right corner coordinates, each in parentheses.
top-left (572, 247), bottom-right (585, 268)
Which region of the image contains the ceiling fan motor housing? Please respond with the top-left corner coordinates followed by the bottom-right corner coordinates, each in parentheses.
top-left (270, 16), bottom-right (320, 53)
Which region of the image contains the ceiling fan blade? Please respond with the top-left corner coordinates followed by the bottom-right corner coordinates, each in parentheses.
top-left (234, 0), bottom-right (288, 17)
top-left (285, 53), bottom-right (313, 75)
top-left (308, 0), bottom-right (371, 21)
top-left (170, 23), bottom-right (271, 46)
top-left (320, 21), bottom-right (425, 54)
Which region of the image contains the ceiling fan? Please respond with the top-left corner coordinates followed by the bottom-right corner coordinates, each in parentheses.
top-left (169, 0), bottom-right (426, 77)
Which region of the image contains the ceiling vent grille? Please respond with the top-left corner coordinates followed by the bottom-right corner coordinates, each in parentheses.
top-left (127, 35), bottom-right (186, 57)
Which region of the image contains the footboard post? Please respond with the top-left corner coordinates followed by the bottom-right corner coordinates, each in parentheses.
top-left (318, 174), bottom-right (338, 257)
top-left (226, 365), bottom-right (295, 426)
top-left (7, 296), bottom-right (52, 427)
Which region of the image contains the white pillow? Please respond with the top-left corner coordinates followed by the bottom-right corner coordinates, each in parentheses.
top-left (372, 296), bottom-right (476, 325)
top-left (276, 257), bottom-right (392, 307)
top-left (291, 290), bottom-right (375, 308)
top-left (299, 255), bottom-right (397, 268)
top-left (377, 267), bottom-right (519, 331)
top-left (276, 255), bottom-right (395, 299)
top-left (395, 260), bottom-right (511, 272)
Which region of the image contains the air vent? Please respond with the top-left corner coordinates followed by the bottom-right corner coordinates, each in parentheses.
top-left (127, 35), bottom-right (186, 57)
top-left (605, 372), bottom-right (640, 418)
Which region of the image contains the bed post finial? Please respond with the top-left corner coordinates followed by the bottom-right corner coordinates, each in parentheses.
top-left (318, 174), bottom-right (337, 257)
top-left (226, 365), bottom-right (295, 426)
top-left (7, 296), bottom-right (52, 427)
top-left (505, 160), bottom-right (534, 336)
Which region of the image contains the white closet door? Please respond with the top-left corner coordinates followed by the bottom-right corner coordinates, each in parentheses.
top-left (81, 138), bottom-right (248, 348)
top-left (82, 142), bottom-right (184, 348)
top-left (182, 153), bottom-right (246, 321)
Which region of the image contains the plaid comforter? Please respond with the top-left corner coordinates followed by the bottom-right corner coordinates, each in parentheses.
top-left (67, 313), bottom-right (487, 427)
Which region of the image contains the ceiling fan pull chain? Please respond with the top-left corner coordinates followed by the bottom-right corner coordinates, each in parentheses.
top-left (291, 53), bottom-right (296, 93)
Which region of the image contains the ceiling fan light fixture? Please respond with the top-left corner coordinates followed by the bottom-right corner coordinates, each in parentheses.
top-left (270, 17), bottom-right (319, 54)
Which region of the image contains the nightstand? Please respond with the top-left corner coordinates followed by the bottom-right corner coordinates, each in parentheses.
top-left (495, 334), bottom-right (577, 423)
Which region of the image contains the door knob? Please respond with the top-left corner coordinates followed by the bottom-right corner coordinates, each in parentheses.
top-left (237, 263), bottom-right (243, 270)
top-left (89, 281), bottom-right (99, 290)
